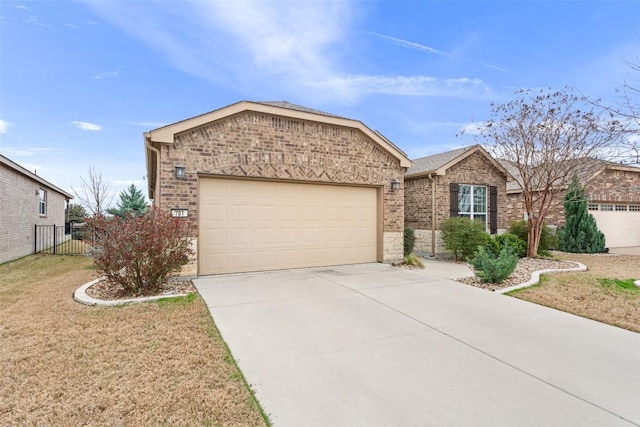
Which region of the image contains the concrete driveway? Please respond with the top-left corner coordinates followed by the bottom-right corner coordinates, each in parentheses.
top-left (194, 262), bottom-right (640, 427)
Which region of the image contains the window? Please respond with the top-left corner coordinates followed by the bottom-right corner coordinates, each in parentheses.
top-left (615, 205), bottom-right (627, 211)
top-left (38, 188), bottom-right (47, 216)
top-left (600, 204), bottom-right (613, 211)
top-left (458, 184), bottom-right (487, 227)
top-left (630, 205), bottom-right (640, 212)
top-left (588, 204), bottom-right (599, 211)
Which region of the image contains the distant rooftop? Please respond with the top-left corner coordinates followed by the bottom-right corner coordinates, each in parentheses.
top-left (405, 145), bottom-right (477, 177)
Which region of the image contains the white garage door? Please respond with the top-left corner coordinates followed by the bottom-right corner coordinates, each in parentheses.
top-left (590, 204), bottom-right (640, 247)
top-left (198, 178), bottom-right (378, 275)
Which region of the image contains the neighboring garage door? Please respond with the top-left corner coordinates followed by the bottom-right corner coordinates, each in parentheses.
top-left (590, 203), bottom-right (640, 247)
top-left (198, 178), bottom-right (378, 275)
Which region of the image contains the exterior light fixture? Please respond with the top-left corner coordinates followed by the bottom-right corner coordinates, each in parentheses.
top-left (175, 165), bottom-right (186, 179)
top-left (391, 178), bottom-right (401, 191)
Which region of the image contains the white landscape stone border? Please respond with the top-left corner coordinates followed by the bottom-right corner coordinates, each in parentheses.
top-left (74, 278), bottom-right (190, 307)
top-left (495, 261), bottom-right (588, 295)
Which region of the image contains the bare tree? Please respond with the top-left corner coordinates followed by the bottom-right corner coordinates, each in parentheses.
top-left (72, 166), bottom-right (114, 217)
top-left (476, 87), bottom-right (624, 257)
top-left (612, 58), bottom-right (640, 165)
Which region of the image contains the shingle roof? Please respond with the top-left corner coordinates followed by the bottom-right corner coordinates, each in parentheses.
top-left (0, 154), bottom-right (73, 199)
top-left (501, 157), bottom-right (639, 192)
top-left (253, 101), bottom-right (347, 119)
top-left (405, 145), bottom-right (478, 177)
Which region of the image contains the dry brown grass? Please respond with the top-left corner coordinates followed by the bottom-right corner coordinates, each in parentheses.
top-left (510, 253), bottom-right (640, 333)
top-left (0, 254), bottom-right (267, 426)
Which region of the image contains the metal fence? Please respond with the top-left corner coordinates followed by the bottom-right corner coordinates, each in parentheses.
top-left (34, 224), bottom-right (91, 255)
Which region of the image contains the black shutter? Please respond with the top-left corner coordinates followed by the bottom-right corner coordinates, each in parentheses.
top-left (490, 185), bottom-right (498, 234)
top-left (450, 183), bottom-right (459, 217)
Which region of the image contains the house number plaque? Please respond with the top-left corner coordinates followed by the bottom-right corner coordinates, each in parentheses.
top-left (171, 208), bottom-right (188, 218)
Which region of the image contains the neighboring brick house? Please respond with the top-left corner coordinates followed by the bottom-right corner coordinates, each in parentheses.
top-left (0, 155), bottom-right (73, 264)
top-left (144, 101), bottom-right (411, 275)
top-left (404, 145), bottom-right (509, 257)
top-left (505, 158), bottom-right (640, 247)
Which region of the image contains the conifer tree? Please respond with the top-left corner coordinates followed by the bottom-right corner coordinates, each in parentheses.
top-left (558, 175), bottom-right (605, 253)
top-left (107, 184), bottom-right (147, 218)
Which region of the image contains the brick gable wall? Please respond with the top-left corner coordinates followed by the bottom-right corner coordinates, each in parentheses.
top-left (404, 151), bottom-right (507, 256)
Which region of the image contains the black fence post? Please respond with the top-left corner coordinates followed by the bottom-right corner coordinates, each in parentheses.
top-left (53, 224), bottom-right (57, 254)
top-left (34, 224), bottom-right (37, 253)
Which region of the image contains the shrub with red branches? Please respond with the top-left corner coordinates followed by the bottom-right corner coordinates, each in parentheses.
top-left (86, 210), bottom-right (194, 296)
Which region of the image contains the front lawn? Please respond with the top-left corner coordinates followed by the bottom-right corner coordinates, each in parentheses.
top-left (0, 254), bottom-right (268, 426)
top-left (507, 253), bottom-right (640, 333)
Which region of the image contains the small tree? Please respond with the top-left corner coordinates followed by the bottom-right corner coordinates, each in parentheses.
top-left (469, 245), bottom-right (518, 284)
top-left (72, 166), bottom-right (114, 216)
top-left (68, 203), bottom-right (87, 223)
top-left (86, 210), bottom-right (193, 296)
top-left (476, 87), bottom-right (624, 257)
top-left (106, 184), bottom-right (147, 218)
top-left (558, 175), bottom-right (605, 253)
top-left (440, 217), bottom-right (489, 261)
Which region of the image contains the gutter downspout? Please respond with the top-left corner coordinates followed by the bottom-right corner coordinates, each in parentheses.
top-left (145, 135), bottom-right (161, 208)
top-left (428, 173), bottom-right (436, 257)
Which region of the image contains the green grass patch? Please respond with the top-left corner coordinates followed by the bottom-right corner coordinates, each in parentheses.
top-left (598, 278), bottom-right (639, 291)
top-left (504, 275), bottom-right (549, 296)
top-left (154, 292), bottom-right (198, 306)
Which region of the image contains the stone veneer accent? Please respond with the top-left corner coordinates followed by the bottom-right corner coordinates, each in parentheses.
top-left (505, 167), bottom-right (640, 227)
top-left (382, 232), bottom-right (403, 262)
top-left (404, 151), bottom-right (507, 256)
top-left (155, 110), bottom-right (406, 263)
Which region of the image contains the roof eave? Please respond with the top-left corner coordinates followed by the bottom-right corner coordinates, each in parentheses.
top-left (0, 155), bottom-right (73, 199)
top-left (146, 101), bottom-right (412, 168)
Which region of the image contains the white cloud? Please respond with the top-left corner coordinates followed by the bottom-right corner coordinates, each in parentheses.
top-left (86, 1), bottom-right (350, 87)
top-left (72, 121), bottom-right (103, 131)
top-left (13, 4), bottom-right (28, 10)
top-left (458, 121), bottom-right (487, 136)
top-left (0, 119), bottom-right (9, 134)
top-left (94, 68), bottom-right (121, 80)
top-left (315, 75), bottom-right (492, 101)
top-left (370, 32), bottom-right (506, 73)
top-left (86, 1), bottom-right (493, 103)
top-left (369, 32), bottom-right (448, 56)
top-left (0, 146), bottom-right (59, 156)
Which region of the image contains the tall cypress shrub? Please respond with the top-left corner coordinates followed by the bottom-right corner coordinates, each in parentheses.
top-left (558, 175), bottom-right (605, 253)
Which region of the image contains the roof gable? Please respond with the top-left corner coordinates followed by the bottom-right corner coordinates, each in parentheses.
top-left (145, 100), bottom-right (411, 167)
top-left (504, 158), bottom-right (640, 193)
top-left (0, 155), bottom-right (73, 199)
top-left (405, 145), bottom-right (508, 179)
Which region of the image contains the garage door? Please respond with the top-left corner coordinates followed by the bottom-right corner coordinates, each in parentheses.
top-left (198, 178), bottom-right (378, 275)
top-left (590, 204), bottom-right (640, 247)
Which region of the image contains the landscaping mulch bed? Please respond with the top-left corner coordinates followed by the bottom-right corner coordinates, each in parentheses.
top-left (85, 277), bottom-right (198, 300)
top-left (457, 257), bottom-right (579, 291)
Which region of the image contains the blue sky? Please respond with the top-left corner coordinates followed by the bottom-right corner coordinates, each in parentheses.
top-left (1, 1), bottom-right (639, 203)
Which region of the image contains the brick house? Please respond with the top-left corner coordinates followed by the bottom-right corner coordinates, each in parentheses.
top-left (404, 145), bottom-right (509, 256)
top-left (505, 158), bottom-right (640, 247)
top-left (144, 101), bottom-right (411, 275)
top-left (0, 154), bottom-right (73, 264)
